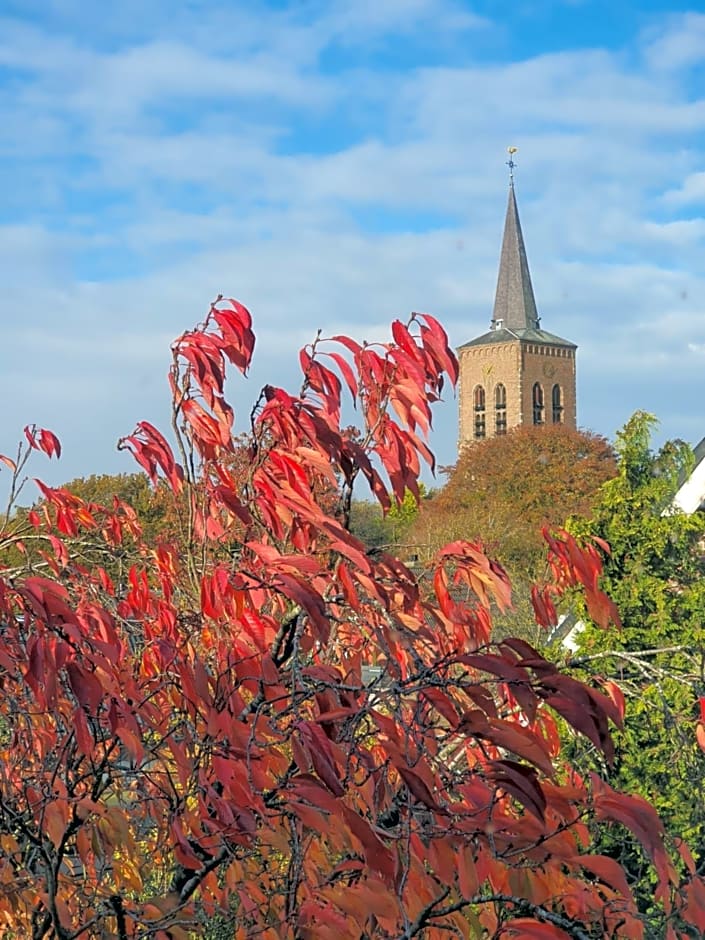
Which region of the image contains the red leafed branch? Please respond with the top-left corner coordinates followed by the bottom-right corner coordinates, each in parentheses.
top-left (534, 527), bottom-right (622, 630)
top-left (0, 299), bottom-right (702, 939)
top-left (118, 420), bottom-right (184, 494)
top-left (24, 424), bottom-right (62, 459)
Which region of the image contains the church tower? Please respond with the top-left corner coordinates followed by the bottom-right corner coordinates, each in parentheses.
top-left (458, 160), bottom-right (577, 447)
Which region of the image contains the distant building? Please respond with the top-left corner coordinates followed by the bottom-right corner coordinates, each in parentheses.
top-left (672, 437), bottom-right (705, 515)
top-left (458, 176), bottom-right (577, 447)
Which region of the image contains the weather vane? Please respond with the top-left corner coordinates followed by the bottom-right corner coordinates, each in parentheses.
top-left (506, 146), bottom-right (518, 184)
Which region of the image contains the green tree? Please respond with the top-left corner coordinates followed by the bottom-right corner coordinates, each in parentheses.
top-left (349, 485), bottom-right (432, 554)
top-left (0, 434), bottom-right (257, 599)
top-left (566, 412), bottom-right (705, 909)
top-left (0, 472), bottom-right (167, 588)
top-left (348, 499), bottom-right (389, 549)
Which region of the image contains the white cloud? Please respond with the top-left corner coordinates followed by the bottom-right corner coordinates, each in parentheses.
top-left (642, 12), bottom-right (705, 72)
top-left (1, 3), bottom-right (705, 495)
top-left (316, 0), bottom-right (488, 43)
top-left (642, 217), bottom-right (705, 245)
top-left (71, 41), bottom-right (328, 118)
top-left (662, 171), bottom-right (705, 207)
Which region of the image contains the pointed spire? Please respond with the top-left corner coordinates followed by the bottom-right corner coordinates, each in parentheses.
top-left (491, 157), bottom-right (540, 333)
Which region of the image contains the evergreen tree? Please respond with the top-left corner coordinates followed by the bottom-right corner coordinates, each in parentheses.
top-left (567, 412), bottom-right (705, 908)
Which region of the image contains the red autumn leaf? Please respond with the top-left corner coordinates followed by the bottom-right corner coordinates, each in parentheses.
top-left (47, 534), bottom-right (69, 569)
top-left (599, 678), bottom-right (626, 725)
top-left (584, 585), bottom-right (622, 630)
top-left (696, 722), bottom-right (705, 753)
top-left (288, 775), bottom-right (341, 820)
top-left (488, 759), bottom-right (547, 822)
top-left (181, 399), bottom-right (231, 457)
top-left (391, 319), bottom-right (425, 368)
top-left (569, 853), bottom-right (633, 902)
top-left (677, 838), bottom-right (697, 876)
top-left (212, 297), bottom-right (255, 375)
top-left (682, 876), bottom-right (705, 932)
top-left (459, 713), bottom-right (555, 779)
top-left (396, 764), bottom-right (442, 811)
top-left (330, 334), bottom-right (363, 357)
top-left (118, 421), bottom-right (184, 493)
top-left (273, 572), bottom-right (330, 643)
top-left (531, 584), bottom-right (558, 628)
top-left (73, 705), bottom-right (94, 757)
top-left (176, 333), bottom-right (227, 412)
top-left (39, 429), bottom-right (62, 459)
top-left (415, 312), bottom-right (459, 385)
top-left (24, 425), bottom-right (61, 459)
top-left (339, 805), bottom-right (396, 884)
top-left (591, 774), bottom-right (675, 892)
top-left (296, 721), bottom-right (344, 797)
top-left (422, 686), bottom-right (460, 727)
top-left (65, 662), bottom-right (105, 714)
top-left (322, 350), bottom-right (358, 401)
top-left (115, 725), bottom-right (144, 764)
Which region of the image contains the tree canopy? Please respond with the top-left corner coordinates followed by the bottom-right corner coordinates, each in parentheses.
top-left (410, 424), bottom-right (616, 577)
top-left (566, 413), bottom-right (705, 913)
top-left (0, 307), bottom-right (703, 939)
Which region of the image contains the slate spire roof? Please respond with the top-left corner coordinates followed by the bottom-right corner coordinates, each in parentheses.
top-left (491, 182), bottom-right (540, 332)
top-left (459, 180), bottom-right (576, 350)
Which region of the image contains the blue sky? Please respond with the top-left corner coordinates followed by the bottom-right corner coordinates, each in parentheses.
top-left (1, 0), bottom-right (705, 493)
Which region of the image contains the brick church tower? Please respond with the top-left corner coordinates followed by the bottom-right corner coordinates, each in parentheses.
top-left (458, 170), bottom-right (577, 447)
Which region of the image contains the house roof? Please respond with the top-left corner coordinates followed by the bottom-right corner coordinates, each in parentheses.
top-left (459, 326), bottom-right (577, 350)
top-left (672, 436), bottom-right (705, 515)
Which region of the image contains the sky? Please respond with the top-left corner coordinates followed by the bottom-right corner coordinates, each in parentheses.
top-left (1, 0), bottom-right (705, 494)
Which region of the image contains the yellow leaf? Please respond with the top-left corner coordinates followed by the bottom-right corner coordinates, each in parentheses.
top-left (115, 854), bottom-right (143, 893)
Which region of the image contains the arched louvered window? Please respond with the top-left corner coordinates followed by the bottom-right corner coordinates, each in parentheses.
top-left (473, 385), bottom-right (486, 440)
top-left (495, 383), bottom-right (507, 436)
top-left (552, 384), bottom-right (563, 424)
top-left (532, 382), bottom-right (545, 426)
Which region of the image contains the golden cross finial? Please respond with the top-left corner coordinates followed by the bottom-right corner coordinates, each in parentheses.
top-left (506, 146), bottom-right (518, 184)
